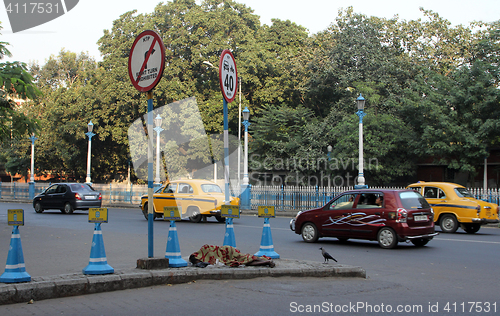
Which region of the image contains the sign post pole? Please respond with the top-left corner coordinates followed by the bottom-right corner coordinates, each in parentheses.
top-left (147, 91), bottom-right (154, 257)
top-left (128, 30), bottom-right (165, 258)
top-left (218, 49), bottom-right (238, 247)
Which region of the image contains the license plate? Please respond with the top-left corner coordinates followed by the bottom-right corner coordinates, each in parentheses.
top-left (414, 215), bottom-right (427, 221)
top-left (85, 196), bottom-right (96, 200)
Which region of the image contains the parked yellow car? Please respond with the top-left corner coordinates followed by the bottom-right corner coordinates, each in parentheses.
top-left (407, 182), bottom-right (499, 233)
top-left (140, 179), bottom-right (240, 223)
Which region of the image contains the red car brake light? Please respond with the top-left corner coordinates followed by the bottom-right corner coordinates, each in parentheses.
top-left (75, 193), bottom-right (82, 200)
top-left (396, 208), bottom-right (407, 223)
top-left (98, 193), bottom-right (102, 200)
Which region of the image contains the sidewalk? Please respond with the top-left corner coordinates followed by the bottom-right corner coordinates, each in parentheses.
top-left (0, 259), bottom-right (366, 305)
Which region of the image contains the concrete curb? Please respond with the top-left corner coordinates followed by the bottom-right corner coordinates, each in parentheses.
top-left (0, 259), bottom-right (365, 305)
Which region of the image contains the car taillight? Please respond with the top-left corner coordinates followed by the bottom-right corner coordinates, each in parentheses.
top-left (396, 208), bottom-right (407, 223)
top-left (98, 193), bottom-right (102, 200)
top-left (75, 193), bottom-right (82, 200)
top-left (476, 205), bottom-right (481, 217)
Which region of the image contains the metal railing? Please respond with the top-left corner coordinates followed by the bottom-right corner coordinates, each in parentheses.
top-left (251, 185), bottom-right (500, 213)
top-left (1, 182), bottom-right (499, 212)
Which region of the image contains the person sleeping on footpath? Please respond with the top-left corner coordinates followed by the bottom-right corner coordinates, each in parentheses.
top-left (189, 244), bottom-right (276, 268)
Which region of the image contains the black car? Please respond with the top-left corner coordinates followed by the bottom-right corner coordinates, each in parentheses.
top-left (33, 183), bottom-right (102, 214)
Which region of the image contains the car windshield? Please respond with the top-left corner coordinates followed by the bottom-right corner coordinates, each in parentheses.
top-left (201, 184), bottom-right (222, 193)
top-left (455, 187), bottom-right (474, 198)
top-left (399, 191), bottom-right (430, 209)
top-left (70, 184), bottom-right (95, 192)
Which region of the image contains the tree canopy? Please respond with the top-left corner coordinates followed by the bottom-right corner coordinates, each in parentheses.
top-left (2, 1), bottom-right (499, 186)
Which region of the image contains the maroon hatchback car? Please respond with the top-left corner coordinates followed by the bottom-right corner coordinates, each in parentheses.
top-left (290, 189), bottom-right (438, 248)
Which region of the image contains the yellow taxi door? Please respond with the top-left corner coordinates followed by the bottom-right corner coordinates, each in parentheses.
top-left (154, 183), bottom-right (177, 215)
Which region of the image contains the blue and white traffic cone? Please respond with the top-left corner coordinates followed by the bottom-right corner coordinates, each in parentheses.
top-left (223, 217), bottom-right (236, 248)
top-left (83, 223), bottom-right (114, 275)
top-left (0, 226), bottom-right (31, 283)
top-left (165, 221), bottom-right (187, 267)
top-left (254, 218), bottom-right (280, 259)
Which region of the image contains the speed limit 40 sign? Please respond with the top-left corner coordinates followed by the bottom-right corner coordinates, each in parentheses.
top-left (219, 50), bottom-right (238, 103)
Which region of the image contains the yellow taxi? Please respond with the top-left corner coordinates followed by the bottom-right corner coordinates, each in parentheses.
top-left (140, 179), bottom-right (240, 223)
top-left (407, 182), bottom-right (499, 233)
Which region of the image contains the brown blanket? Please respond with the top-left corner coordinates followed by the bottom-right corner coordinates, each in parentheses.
top-left (190, 244), bottom-right (273, 267)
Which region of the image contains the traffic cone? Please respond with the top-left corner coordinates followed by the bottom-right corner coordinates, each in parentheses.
top-left (165, 221), bottom-right (187, 267)
top-left (0, 226), bottom-right (31, 283)
top-left (254, 218), bottom-right (280, 259)
top-left (83, 223), bottom-right (114, 275)
top-left (223, 217), bottom-right (236, 248)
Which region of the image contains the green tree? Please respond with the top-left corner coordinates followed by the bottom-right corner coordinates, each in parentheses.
top-left (0, 22), bottom-right (40, 143)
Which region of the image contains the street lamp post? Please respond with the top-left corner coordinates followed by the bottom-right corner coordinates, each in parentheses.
top-left (241, 107), bottom-right (251, 209)
top-left (355, 94), bottom-right (368, 189)
top-left (85, 121), bottom-right (96, 184)
top-left (154, 114), bottom-right (164, 191)
top-left (28, 133), bottom-right (37, 199)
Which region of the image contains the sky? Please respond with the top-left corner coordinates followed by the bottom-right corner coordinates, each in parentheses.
top-left (0, 0), bottom-right (499, 65)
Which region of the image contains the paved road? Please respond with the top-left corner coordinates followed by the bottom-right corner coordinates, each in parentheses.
top-left (1, 202), bottom-right (500, 315)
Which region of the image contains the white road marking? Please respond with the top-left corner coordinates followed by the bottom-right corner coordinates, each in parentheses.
top-left (435, 237), bottom-right (500, 245)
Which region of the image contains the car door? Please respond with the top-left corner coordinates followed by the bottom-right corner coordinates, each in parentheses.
top-left (53, 184), bottom-right (68, 210)
top-left (153, 183), bottom-right (177, 214)
top-left (41, 184), bottom-right (59, 209)
top-left (423, 186), bottom-right (446, 220)
top-left (350, 192), bottom-right (385, 239)
top-left (176, 183), bottom-right (194, 217)
top-left (317, 193), bottom-right (357, 238)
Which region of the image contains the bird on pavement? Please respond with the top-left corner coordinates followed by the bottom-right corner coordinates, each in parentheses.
top-left (319, 247), bottom-right (337, 263)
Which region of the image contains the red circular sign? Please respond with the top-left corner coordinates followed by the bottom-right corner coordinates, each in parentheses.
top-left (219, 50), bottom-right (238, 103)
top-left (128, 30), bottom-right (165, 92)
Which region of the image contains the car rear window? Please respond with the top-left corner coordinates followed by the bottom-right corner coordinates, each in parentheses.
top-left (455, 187), bottom-right (474, 198)
top-left (399, 191), bottom-right (430, 210)
top-left (201, 184), bottom-right (222, 193)
top-left (70, 184), bottom-right (95, 192)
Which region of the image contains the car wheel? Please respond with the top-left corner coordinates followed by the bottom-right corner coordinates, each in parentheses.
top-left (377, 227), bottom-right (397, 249)
top-left (440, 214), bottom-right (458, 233)
top-left (188, 207), bottom-right (202, 223)
top-left (461, 223), bottom-right (481, 234)
top-left (142, 203), bottom-right (154, 220)
top-left (301, 222), bottom-right (319, 243)
top-left (61, 202), bottom-right (74, 214)
top-left (34, 202), bottom-right (44, 213)
top-left (411, 238), bottom-right (430, 247)
top-left (215, 215), bottom-right (225, 223)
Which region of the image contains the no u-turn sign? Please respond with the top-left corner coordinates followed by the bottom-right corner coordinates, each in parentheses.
top-left (128, 30), bottom-right (166, 92)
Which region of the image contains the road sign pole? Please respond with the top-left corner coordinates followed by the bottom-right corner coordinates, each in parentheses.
top-left (223, 97), bottom-right (232, 228)
top-left (128, 30), bottom-right (165, 258)
top-left (223, 98), bottom-right (230, 205)
top-left (147, 91), bottom-right (154, 258)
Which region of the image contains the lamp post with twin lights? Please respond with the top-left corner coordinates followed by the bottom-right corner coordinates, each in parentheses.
top-left (354, 94), bottom-right (368, 189)
top-left (154, 114), bottom-right (164, 191)
top-left (85, 121), bottom-right (96, 184)
top-left (241, 107), bottom-right (251, 209)
top-left (28, 133), bottom-right (37, 199)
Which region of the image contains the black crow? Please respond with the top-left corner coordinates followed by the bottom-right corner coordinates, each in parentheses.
top-left (319, 247), bottom-right (337, 263)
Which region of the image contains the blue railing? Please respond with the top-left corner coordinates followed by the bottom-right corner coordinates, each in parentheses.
top-left (1, 182), bottom-right (499, 212)
top-left (251, 185), bottom-right (500, 212)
